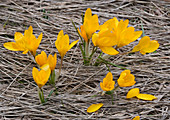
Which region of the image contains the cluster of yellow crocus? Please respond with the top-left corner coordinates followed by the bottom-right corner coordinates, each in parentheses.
top-left (88, 70), bottom-right (157, 113)
top-left (3, 26), bottom-right (79, 89)
top-left (3, 8), bottom-right (159, 116)
top-left (77, 8), bottom-right (159, 60)
top-left (3, 26), bottom-right (79, 103)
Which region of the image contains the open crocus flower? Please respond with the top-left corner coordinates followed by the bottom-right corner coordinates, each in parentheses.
top-left (32, 67), bottom-right (51, 88)
top-left (87, 103), bottom-right (103, 113)
top-left (99, 17), bottom-right (142, 48)
top-left (127, 88), bottom-right (157, 101)
top-left (131, 36), bottom-right (159, 55)
top-left (92, 29), bottom-right (119, 55)
top-left (55, 30), bottom-right (79, 59)
top-left (3, 26), bottom-right (42, 56)
top-left (100, 72), bottom-right (115, 91)
top-left (117, 70), bottom-right (136, 87)
top-left (35, 51), bottom-right (57, 71)
top-left (78, 8), bottom-right (99, 42)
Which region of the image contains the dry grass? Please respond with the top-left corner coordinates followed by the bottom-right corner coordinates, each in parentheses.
top-left (0, 0), bottom-right (170, 119)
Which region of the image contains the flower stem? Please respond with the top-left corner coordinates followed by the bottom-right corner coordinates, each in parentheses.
top-left (38, 87), bottom-right (45, 104)
top-left (98, 57), bottom-right (127, 70)
top-left (94, 52), bottom-right (103, 66)
top-left (58, 57), bottom-right (63, 77)
top-left (49, 70), bottom-right (55, 86)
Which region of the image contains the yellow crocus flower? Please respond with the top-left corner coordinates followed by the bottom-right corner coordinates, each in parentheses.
top-left (100, 72), bottom-right (115, 91)
top-left (87, 103), bottom-right (103, 113)
top-left (100, 17), bottom-right (142, 48)
top-left (3, 26), bottom-right (42, 56)
top-left (78, 8), bottom-right (99, 42)
top-left (35, 51), bottom-right (57, 71)
top-left (32, 67), bottom-right (51, 88)
top-left (55, 30), bottom-right (79, 59)
top-left (117, 70), bottom-right (136, 87)
top-left (131, 36), bottom-right (159, 55)
top-left (92, 29), bottom-right (119, 55)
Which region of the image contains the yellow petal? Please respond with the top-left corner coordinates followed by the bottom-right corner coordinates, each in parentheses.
top-left (22, 50), bottom-right (29, 54)
top-left (32, 67), bottom-right (39, 86)
top-left (69, 39), bottom-right (79, 50)
top-left (35, 51), bottom-right (48, 66)
top-left (47, 53), bottom-right (57, 71)
top-left (14, 32), bottom-right (24, 42)
top-left (24, 26), bottom-right (33, 40)
top-left (33, 33), bottom-right (43, 56)
top-left (99, 46), bottom-right (119, 55)
top-left (132, 116), bottom-right (140, 120)
top-left (99, 17), bottom-right (119, 31)
top-left (140, 40), bottom-right (159, 55)
top-left (126, 88), bottom-right (140, 98)
top-left (137, 94), bottom-right (157, 101)
top-left (40, 63), bottom-right (50, 71)
top-left (119, 27), bottom-right (142, 47)
top-left (92, 33), bottom-right (98, 46)
top-left (100, 82), bottom-right (106, 91)
top-left (3, 42), bottom-right (24, 51)
top-left (78, 25), bottom-right (88, 42)
top-left (117, 19), bottom-right (129, 33)
top-left (105, 72), bottom-right (113, 81)
top-left (84, 8), bottom-right (92, 20)
top-left (131, 36), bottom-right (150, 52)
top-left (87, 103), bottom-right (103, 113)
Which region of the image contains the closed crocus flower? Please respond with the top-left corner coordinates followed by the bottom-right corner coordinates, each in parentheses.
top-left (99, 17), bottom-right (142, 48)
top-left (4, 26), bottom-right (42, 56)
top-left (78, 8), bottom-right (99, 42)
top-left (100, 72), bottom-right (115, 91)
top-left (35, 51), bottom-right (57, 71)
top-left (55, 30), bottom-right (79, 59)
top-left (131, 36), bottom-right (159, 55)
top-left (32, 67), bottom-right (51, 88)
top-left (92, 29), bottom-right (119, 55)
top-left (117, 70), bottom-right (136, 87)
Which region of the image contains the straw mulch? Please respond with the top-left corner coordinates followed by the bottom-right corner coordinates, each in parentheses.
top-left (0, 0), bottom-right (169, 119)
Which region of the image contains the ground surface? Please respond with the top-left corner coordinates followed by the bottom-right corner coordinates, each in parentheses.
top-left (0, 0), bottom-right (170, 119)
